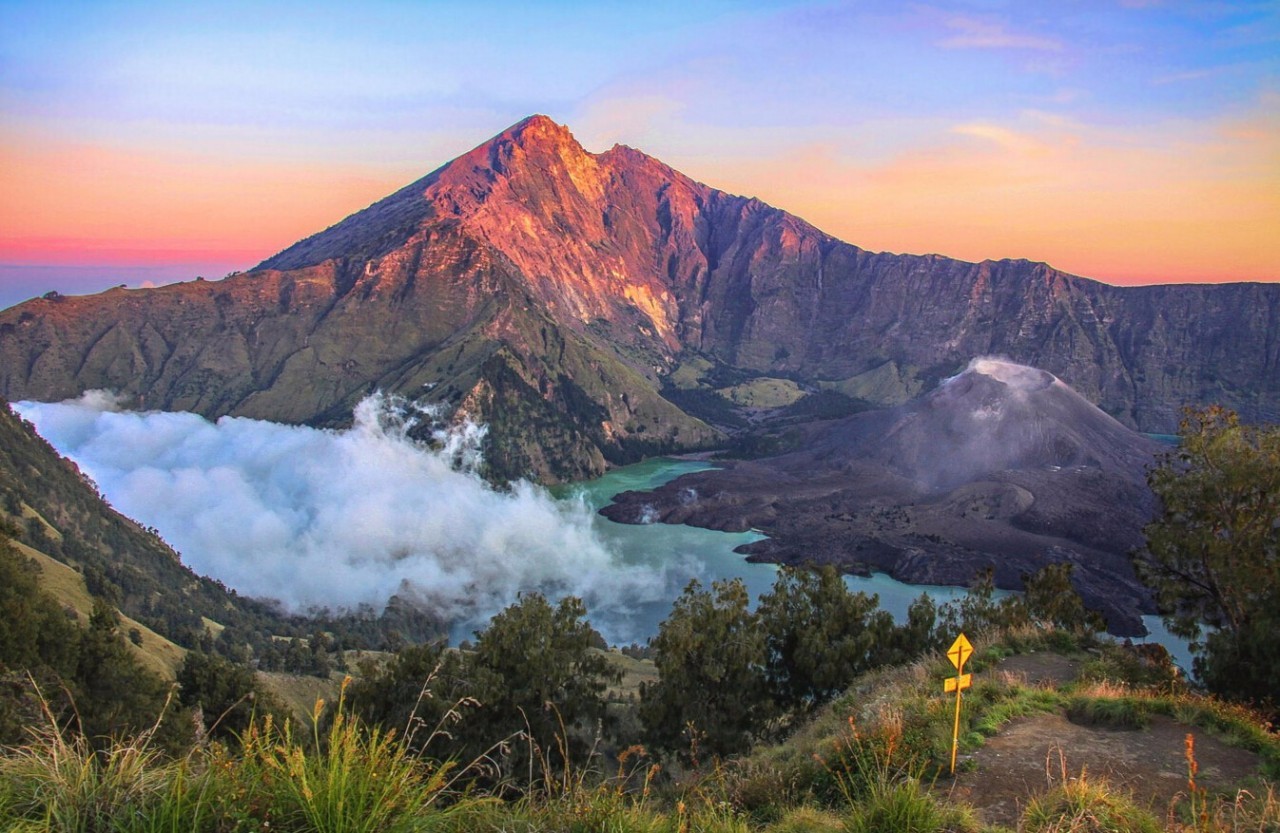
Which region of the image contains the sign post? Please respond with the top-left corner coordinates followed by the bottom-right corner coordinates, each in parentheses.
top-left (945, 633), bottom-right (973, 775)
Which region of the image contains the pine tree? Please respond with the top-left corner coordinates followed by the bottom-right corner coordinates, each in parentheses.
top-left (1135, 406), bottom-right (1280, 709)
top-left (640, 578), bottom-right (770, 761)
top-left (757, 565), bottom-right (895, 713)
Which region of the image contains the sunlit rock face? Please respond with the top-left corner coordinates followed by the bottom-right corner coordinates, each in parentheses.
top-left (1, 115), bottom-right (1277, 482)
top-left (603, 360), bottom-right (1165, 636)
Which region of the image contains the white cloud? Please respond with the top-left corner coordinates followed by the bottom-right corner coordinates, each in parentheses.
top-left (15, 393), bottom-right (687, 643)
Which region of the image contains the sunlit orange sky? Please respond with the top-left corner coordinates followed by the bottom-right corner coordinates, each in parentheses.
top-left (1, 1), bottom-right (1277, 309)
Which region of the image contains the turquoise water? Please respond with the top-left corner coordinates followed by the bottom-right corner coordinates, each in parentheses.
top-left (840, 573), bottom-right (998, 622)
top-left (559, 458), bottom-right (991, 637)
top-left (547, 458), bottom-right (778, 642)
top-left (452, 458), bottom-right (778, 644)
top-left (566, 458), bottom-right (1195, 673)
top-left (1137, 615), bottom-right (1201, 677)
top-left (560, 455), bottom-right (988, 632)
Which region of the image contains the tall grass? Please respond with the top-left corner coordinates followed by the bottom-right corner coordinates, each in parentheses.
top-left (0, 693), bottom-right (168, 832)
top-left (1022, 768), bottom-right (1163, 833)
top-left (0, 678), bottom-right (483, 833)
top-left (843, 777), bottom-right (979, 833)
top-left (816, 708), bottom-right (981, 833)
top-left (232, 677), bottom-right (461, 833)
top-left (110, 756), bottom-right (215, 833)
top-left (1166, 733), bottom-right (1280, 833)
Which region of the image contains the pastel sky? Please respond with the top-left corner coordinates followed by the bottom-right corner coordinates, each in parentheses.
top-left (1, 0), bottom-right (1277, 309)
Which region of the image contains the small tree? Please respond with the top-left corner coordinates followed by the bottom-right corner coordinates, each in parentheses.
top-left (1134, 406), bottom-right (1280, 707)
top-left (176, 651), bottom-right (285, 742)
top-left (757, 565), bottom-right (895, 713)
top-left (0, 526), bottom-right (82, 743)
top-left (640, 578), bottom-right (770, 761)
top-left (73, 600), bottom-right (175, 745)
top-left (0, 527), bottom-right (79, 676)
top-left (883, 593), bottom-right (944, 663)
top-left (1022, 563), bottom-right (1104, 634)
top-left (469, 593), bottom-right (618, 776)
top-left (347, 640), bottom-right (482, 757)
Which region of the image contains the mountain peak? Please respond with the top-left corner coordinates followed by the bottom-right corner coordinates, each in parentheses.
top-left (963, 357), bottom-right (1058, 392)
top-left (478, 114), bottom-right (587, 164)
top-left (438, 114), bottom-right (599, 198)
top-left (505, 114), bottom-right (574, 144)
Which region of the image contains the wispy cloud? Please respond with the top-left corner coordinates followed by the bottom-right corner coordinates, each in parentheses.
top-left (940, 16), bottom-right (1064, 52)
top-left (951, 122), bottom-right (1058, 156)
top-left (691, 93), bottom-right (1279, 285)
top-left (1152, 65), bottom-right (1242, 85)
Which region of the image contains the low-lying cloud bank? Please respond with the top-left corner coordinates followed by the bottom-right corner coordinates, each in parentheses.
top-left (15, 393), bottom-right (682, 642)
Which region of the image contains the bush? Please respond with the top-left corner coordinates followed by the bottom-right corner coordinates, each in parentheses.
top-left (1066, 694), bottom-right (1151, 730)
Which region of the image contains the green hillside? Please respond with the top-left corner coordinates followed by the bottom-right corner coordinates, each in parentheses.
top-left (0, 398), bottom-right (294, 651)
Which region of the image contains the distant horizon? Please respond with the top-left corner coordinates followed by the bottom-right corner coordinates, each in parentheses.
top-left (1, 176), bottom-right (1271, 313)
top-left (2, 2), bottom-right (1276, 310)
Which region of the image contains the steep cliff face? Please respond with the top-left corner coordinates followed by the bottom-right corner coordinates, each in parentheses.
top-left (1, 115), bottom-right (1276, 481)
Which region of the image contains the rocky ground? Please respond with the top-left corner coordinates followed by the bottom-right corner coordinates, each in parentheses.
top-left (603, 360), bottom-right (1164, 635)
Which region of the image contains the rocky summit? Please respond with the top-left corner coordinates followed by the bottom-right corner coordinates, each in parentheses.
top-left (0, 115), bottom-right (1277, 482)
top-left (602, 359), bottom-right (1164, 635)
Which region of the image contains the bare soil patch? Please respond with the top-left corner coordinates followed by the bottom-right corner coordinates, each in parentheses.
top-left (989, 651), bottom-right (1083, 688)
top-left (947, 711), bottom-right (1263, 828)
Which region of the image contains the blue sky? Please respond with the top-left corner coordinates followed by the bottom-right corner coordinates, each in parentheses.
top-left (1, 0), bottom-right (1276, 308)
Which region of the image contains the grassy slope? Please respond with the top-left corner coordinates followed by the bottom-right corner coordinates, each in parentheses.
top-left (13, 537), bottom-right (187, 681)
top-left (0, 399), bottom-right (296, 652)
top-left (717, 378), bottom-right (806, 409)
top-left (256, 671), bottom-right (343, 723)
top-left (597, 649), bottom-right (658, 700)
top-left (739, 628), bottom-right (1279, 830)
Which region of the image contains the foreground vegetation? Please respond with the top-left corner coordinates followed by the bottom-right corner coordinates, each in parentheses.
top-left (1136, 406), bottom-right (1280, 712)
top-left (3, 627), bottom-right (1279, 832)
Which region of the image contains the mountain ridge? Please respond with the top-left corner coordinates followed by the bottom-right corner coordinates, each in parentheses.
top-left (1, 115), bottom-right (1276, 482)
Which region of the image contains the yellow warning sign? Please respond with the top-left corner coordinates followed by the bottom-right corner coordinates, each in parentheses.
top-left (944, 632), bottom-right (974, 775)
top-left (947, 633), bottom-right (973, 671)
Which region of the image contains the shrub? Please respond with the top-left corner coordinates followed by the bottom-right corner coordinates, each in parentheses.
top-left (1066, 694), bottom-right (1152, 730)
top-left (763, 804), bottom-right (844, 832)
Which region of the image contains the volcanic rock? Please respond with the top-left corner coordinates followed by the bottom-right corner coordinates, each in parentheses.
top-left (601, 359), bottom-right (1164, 635)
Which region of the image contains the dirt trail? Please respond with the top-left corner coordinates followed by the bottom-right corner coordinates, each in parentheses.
top-left (945, 653), bottom-right (1264, 828)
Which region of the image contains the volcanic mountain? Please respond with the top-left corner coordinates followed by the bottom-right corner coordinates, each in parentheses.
top-left (0, 115), bottom-right (1277, 482)
top-left (602, 358), bottom-right (1164, 635)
